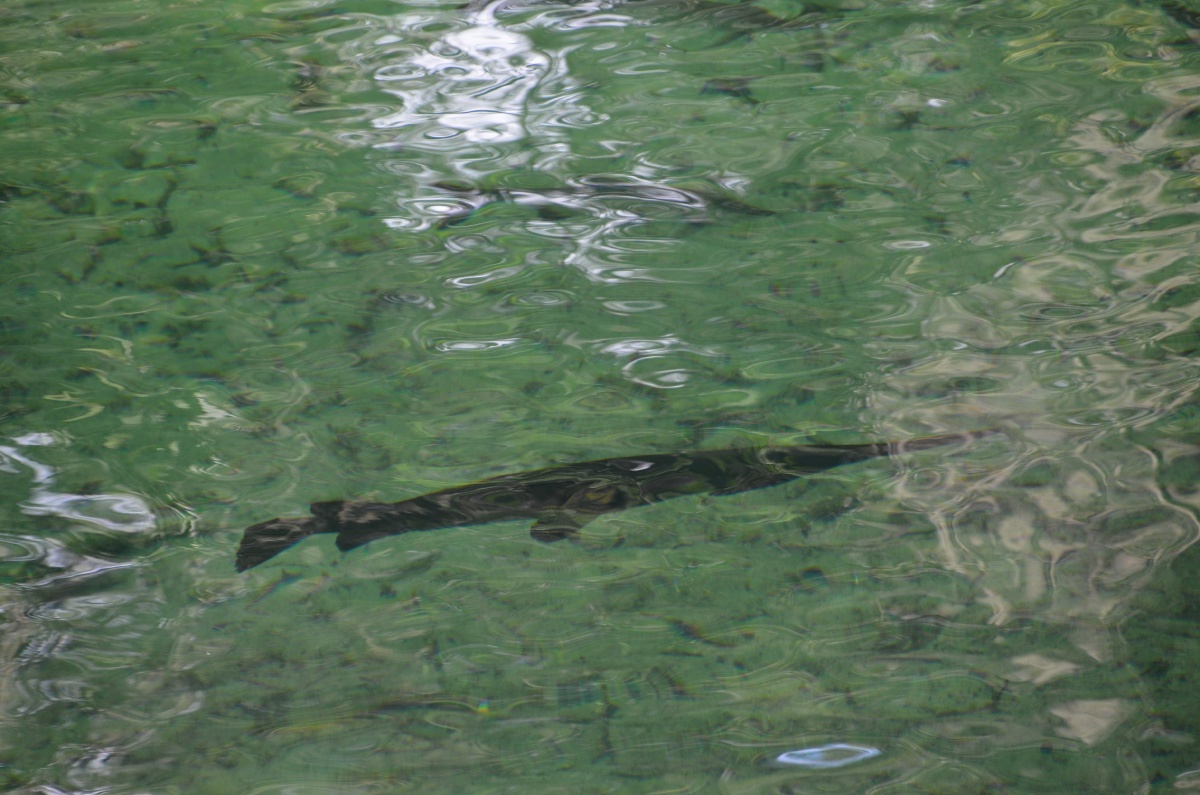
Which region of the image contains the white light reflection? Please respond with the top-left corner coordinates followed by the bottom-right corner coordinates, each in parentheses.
top-left (1, 436), bottom-right (155, 534)
top-left (773, 743), bottom-right (882, 769)
top-left (372, 2), bottom-right (553, 146)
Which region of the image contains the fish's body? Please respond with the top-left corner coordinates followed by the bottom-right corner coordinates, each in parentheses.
top-left (236, 432), bottom-right (988, 571)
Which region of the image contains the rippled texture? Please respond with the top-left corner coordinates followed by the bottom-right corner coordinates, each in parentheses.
top-left (3, 0), bottom-right (1200, 791)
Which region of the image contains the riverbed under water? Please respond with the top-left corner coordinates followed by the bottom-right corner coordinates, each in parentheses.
top-left (4, 0), bottom-right (1200, 792)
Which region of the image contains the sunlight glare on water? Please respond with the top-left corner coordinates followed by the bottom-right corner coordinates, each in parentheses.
top-left (3, 0), bottom-right (1200, 792)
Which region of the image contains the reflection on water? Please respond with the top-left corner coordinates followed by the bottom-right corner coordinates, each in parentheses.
top-left (773, 742), bottom-right (882, 769)
top-left (0, 435), bottom-right (146, 587)
top-left (7, 439), bottom-right (155, 536)
top-left (3, 0), bottom-right (1200, 791)
top-left (371, 1), bottom-right (556, 146)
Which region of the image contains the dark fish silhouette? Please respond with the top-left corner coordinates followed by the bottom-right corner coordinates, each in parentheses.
top-left (1163, 0), bottom-right (1200, 31)
top-left (235, 431), bottom-right (990, 571)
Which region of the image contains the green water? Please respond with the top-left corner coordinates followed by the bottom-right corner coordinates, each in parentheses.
top-left (3, 0), bottom-right (1200, 791)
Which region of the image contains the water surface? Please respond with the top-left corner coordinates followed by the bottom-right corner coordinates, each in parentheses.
top-left (3, 0), bottom-right (1200, 792)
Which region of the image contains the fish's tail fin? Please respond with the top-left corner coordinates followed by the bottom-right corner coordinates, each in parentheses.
top-left (236, 516), bottom-right (321, 572)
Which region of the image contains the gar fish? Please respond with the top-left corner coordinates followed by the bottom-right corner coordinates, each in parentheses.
top-left (235, 431), bottom-right (990, 572)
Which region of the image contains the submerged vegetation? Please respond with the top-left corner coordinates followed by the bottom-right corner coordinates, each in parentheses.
top-left (2, 0), bottom-right (1200, 791)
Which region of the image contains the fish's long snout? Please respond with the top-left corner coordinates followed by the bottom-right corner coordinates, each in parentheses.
top-left (888, 428), bottom-right (999, 456)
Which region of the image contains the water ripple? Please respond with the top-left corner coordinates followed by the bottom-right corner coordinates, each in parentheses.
top-left (1, 0), bottom-right (1197, 792)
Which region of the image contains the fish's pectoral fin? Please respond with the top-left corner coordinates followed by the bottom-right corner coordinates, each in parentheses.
top-left (710, 471), bottom-right (800, 496)
top-left (529, 512), bottom-right (593, 543)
